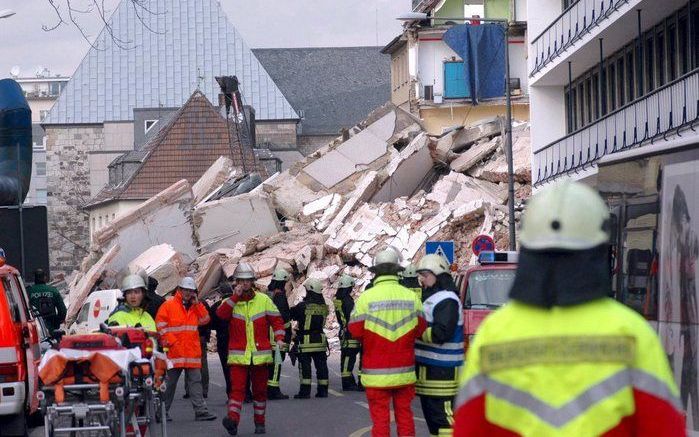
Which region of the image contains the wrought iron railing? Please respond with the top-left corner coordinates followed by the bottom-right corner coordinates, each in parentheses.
top-left (533, 68), bottom-right (699, 186)
top-left (530, 0), bottom-right (630, 76)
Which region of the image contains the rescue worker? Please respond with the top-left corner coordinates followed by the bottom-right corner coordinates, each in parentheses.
top-left (348, 249), bottom-right (426, 437)
top-left (399, 263), bottom-right (422, 300)
top-left (211, 282), bottom-right (234, 396)
top-left (290, 278), bottom-right (330, 399)
top-left (414, 254), bottom-right (463, 437)
top-left (136, 269), bottom-right (166, 319)
top-left (185, 299), bottom-right (212, 399)
top-left (216, 263), bottom-right (285, 436)
top-left (333, 274), bottom-right (362, 391)
top-left (156, 277), bottom-right (217, 422)
top-left (453, 181), bottom-right (685, 436)
top-left (267, 268), bottom-right (293, 400)
top-left (107, 274), bottom-right (157, 331)
top-left (28, 269), bottom-right (67, 332)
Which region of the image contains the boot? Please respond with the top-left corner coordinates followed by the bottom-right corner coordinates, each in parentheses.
top-left (267, 387), bottom-right (289, 400)
top-left (222, 418), bottom-right (238, 436)
top-left (294, 384), bottom-right (311, 399)
top-left (342, 376), bottom-right (359, 391)
top-left (254, 424), bottom-right (266, 434)
top-left (195, 411), bottom-right (217, 421)
top-left (315, 385), bottom-right (329, 398)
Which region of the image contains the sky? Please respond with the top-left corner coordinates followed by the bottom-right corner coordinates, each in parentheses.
top-left (0, 0), bottom-right (410, 78)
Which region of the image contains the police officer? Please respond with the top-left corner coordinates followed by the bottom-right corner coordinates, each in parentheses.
top-left (28, 269), bottom-right (67, 332)
top-left (107, 274), bottom-right (157, 330)
top-left (399, 264), bottom-right (422, 300)
top-left (267, 268), bottom-right (293, 400)
top-left (453, 181), bottom-right (684, 435)
top-left (414, 254), bottom-right (463, 437)
top-left (290, 278), bottom-right (330, 399)
top-left (333, 274), bottom-right (362, 391)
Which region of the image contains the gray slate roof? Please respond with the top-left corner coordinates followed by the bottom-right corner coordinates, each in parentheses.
top-left (44, 0), bottom-right (298, 125)
top-left (252, 47), bottom-right (390, 136)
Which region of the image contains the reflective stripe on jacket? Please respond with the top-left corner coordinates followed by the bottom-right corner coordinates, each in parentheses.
top-left (155, 292), bottom-right (211, 369)
top-left (348, 275), bottom-right (426, 389)
top-left (452, 298), bottom-right (685, 436)
top-left (415, 291), bottom-right (464, 368)
top-left (334, 296), bottom-right (361, 349)
top-left (107, 305), bottom-right (156, 331)
top-left (215, 290), bottom-right (285, 366)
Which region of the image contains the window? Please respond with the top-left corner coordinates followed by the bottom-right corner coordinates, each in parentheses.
top-left (668, 21), bottom-right (677, 81)
top-left (35, 189), bottom-right (47, 204)
top-left (592, 73), bottom-right (600, 120)
top-left (617, 57), bottom-right (625, 107)
top-left (656, 30), bottom-right (666, 87)
top-left (144, 119), bottom-right (158, 134)
top-left (2, 276), bottom-right (27, 322)
top-left (76, 302), bottom-right (91, 324)
top-left (645, 35), bottom-right (655, 92)
top-left (584, 76), bottom-right (592, 125)
top-left (608, 62), bottom-right (617, 112)
top-left (39, 110), bottom-right (49, 121)
top-left (679, 16), bottom-right (689, 75)
top-left (626, 50), bottom-right (635, 102)
top-left (35, 162), bottom-right (46, 176)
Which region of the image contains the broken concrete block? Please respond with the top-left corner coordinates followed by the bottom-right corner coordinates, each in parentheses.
top-left (302, 194), bottom-right (336, 218)
top-left (294, 246), bottom-right (315, 272)
top-left (371, 133), bottom-right (433, 203)
top-left (192, 156), bottom-right (235, 204)
top-left (450, 137), bottom-right (500, 173)
top-left (92, 179), bottom-right (199, 276)
top-left (315, 194), bottom-right (344, 231)
top-left (451, 117), bottom-right (502, 152)
top-left (325, 171), bottom-right (379, 238)
top-left (195, 253), bottom-right (223, 298)
top-left (128, 244), bottom-right (189, 296)
top-left (67, 245), bottom-right (120, 325)
top-left (252, 258), bottom-right (277, 278)
top-left (194, 192), bottom-right (281, 254)
top-left (222, 261), bottom-right (238, 280)
top-left (255, 276), bottom-right (273, 290)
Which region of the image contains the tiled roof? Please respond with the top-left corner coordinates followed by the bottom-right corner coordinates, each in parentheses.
top-left (252, 47), bottom-right (390, 136)
top-left (44, 0), bottom-right (298, 125)
top-left (84, 90), bottom-right (264, 209)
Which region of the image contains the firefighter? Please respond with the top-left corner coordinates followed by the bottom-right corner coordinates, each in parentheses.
top-left (216, 263), bottom-right (285, 436)
top-left (348, 249), bottom-right (426, 437)
top-left (107, 274), bottom-right (157, 331)
top-left (290, 278), bottom-right (330, 399)
top-left (414, 254), bottom-right (463, 437)
top-left (136, 268), bottom-right (166, 319)
top-left (399, 263), bottom-right (422, 300)
top-left (266, 268), bottom-right (292, 400)
top-left (156, 277), bottom-right (217, 422)
top-left (28, 269), bottom-right (67, 332)
top-left (453, 181), bottom-right (685, 435)
top-left (333, 274), bottom-right (362, 391)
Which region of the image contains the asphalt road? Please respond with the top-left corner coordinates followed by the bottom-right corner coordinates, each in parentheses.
top-left (31, 352), bottom-right (431, 437)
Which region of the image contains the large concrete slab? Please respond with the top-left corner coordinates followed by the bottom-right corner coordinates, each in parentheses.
top-left (371, 146), bottom-right (433, 203)
top-left (194, 193), bottom-right (281, 253)
top-left (302, 150), bottom-right (357, 189)
top-left (192, 156), bottom-right (235, 204)
top-left (66, 245), bottom-right (120, 324)
top-left (128, 244), bottom-right (189, 296)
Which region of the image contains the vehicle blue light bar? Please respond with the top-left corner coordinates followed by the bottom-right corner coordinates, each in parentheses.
top-left (478, 251), bottom-right (518, 264)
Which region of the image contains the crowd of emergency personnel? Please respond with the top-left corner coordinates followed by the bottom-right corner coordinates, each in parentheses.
top-left (25, 181), bottom-right (687, 436)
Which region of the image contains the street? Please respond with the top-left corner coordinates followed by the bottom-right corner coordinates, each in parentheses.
top-left (31, 352), bottom-right (430, 437)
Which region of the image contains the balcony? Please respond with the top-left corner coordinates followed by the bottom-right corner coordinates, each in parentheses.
top-left (533, 68), bottom-right (699, 186)
top-left (530, 0), bottom-right (631, 77)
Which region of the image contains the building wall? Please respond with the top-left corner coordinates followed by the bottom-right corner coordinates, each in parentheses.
top-left (255, 121), bottom-right (297, 146)
top-left (24, 150), bottom-right (47, 206)
top-left (419, 102), bottom-right (530, 134)
top-left (45, 125), bottom-right (104, 276)
top-left (89, 122), bottom-right (135, 196)
top-left (529, 86), bottom-right (566, 154)
top-left (27, 99), bottom-right (56, 124)
top-left (390, 44), bottom-right (411, 107)
top-left (297, 135), bottom-right (337, 156)
top-left (88, 200), bottom-right (143, 241)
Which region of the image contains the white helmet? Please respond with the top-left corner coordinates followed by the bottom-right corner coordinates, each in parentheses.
top-left (402, 264), bottom-right (418, 278)
top-left (337, 274), bottom-right (355, 289)
top-left (272, 268), bottom-right (291, 282)
top-left (122, 274), bottom-right (146, 292)
top-left (519, 181), bottom-right (610, 251)
top-left (416, 255), bottom-right (450, 276)
top-left (232, 262), bottom-right (256, 280)
top-left (178, 277), bottom-right (197, 291)
top-left (304, 278), bottom-right (324, 294)
top-left (370, 247), bottom-right (403, 273)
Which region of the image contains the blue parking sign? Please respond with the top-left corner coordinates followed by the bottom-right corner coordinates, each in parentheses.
top-left (425, 241), bottom-right (455, 264)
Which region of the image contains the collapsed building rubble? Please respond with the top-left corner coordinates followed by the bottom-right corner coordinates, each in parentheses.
top-left (65, 103), bottom-right (532, 343)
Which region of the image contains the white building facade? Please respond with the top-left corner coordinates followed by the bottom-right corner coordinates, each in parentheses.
top-left (528, 1), bottom-right (699, 432)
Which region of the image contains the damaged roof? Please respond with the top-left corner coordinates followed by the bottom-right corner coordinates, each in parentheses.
top-left (252, 47), bottom-right (391, 136)
top-left (44, 0), bottom-right (298, 125)
top-left (85, 91), bottom-right (264, 209)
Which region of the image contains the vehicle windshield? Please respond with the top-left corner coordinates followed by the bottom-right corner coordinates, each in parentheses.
top-left (466, 269), bottom-right (516, 309)
top-left (76, 302), bottom-right (90, 324)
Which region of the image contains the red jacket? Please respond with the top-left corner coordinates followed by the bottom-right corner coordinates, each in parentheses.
top-left (215, 290), bottom-right (285, 366)
top-left (155, 292), bottom-right (210, 368)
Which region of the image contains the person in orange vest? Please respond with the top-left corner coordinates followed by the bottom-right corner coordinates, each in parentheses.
top-left (156, 277), bottom-right (217, 422)
top-left (217, 263), bottom-right (285, 436)
top-left (452, 181), bottom-right (684, 436)
top-left (349, 248), bottom-right (426, 437)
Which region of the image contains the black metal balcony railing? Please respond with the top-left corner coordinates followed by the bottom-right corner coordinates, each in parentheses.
top-left (533, 68), bottom-right (699, 186)
top-left (530, 0), bottom-right (630, 76)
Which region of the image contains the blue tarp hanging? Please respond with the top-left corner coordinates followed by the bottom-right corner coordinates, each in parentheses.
top-left (0, 79), bottom-right (32, 206)
top-left (443, 23), bottom-right (506, 104)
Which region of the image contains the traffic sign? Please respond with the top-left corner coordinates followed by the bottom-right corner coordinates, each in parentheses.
top-left (471, 235), bottom-right (495, 255)
top-left (426, 241), bottom-right (455, 265)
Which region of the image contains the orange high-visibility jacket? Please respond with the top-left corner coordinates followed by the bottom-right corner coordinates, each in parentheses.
top-left (155, 292), bottom-right (211, 368)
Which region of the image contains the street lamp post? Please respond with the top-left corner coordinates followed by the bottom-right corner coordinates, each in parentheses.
top-left (397, 13), bottom-right (517, 250)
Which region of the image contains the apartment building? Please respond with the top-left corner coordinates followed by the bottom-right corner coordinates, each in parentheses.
top-left (528, 1), bottom-right (699, 431)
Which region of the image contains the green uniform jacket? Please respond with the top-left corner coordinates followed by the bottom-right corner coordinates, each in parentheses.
top-left (28, 283), bottom-right (67, 332)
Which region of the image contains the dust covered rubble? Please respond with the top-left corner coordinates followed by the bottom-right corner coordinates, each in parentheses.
top-left (65, 104), bottom-right (531, 341)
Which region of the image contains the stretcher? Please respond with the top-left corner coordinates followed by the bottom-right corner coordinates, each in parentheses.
top-left (37, 325), bottom-right (169, 437)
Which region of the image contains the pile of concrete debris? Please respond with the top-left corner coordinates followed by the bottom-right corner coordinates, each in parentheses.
top-left (64, 103), bottom-right (531, 336)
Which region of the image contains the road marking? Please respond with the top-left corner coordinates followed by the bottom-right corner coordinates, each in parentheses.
top-left (209, 381), bottom-right (224, 388)
top-left (328, 389), bottom-right (344, 397)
